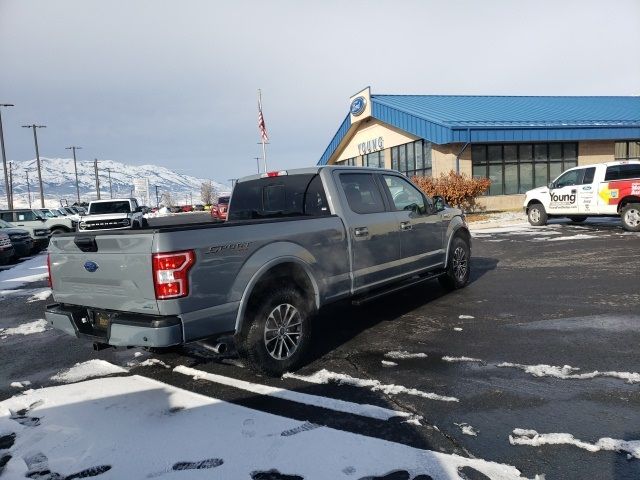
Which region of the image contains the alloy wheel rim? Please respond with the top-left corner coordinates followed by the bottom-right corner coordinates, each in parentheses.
top-left (264, 303), bottom-right (302, 360)
top-left (452, 246), bottom-right (468, 281)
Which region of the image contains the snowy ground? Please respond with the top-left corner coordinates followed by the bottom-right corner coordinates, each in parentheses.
top-left (1, 220), bottom-right (639, 479)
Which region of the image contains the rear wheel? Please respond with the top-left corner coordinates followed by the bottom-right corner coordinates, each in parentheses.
top-left (620, 204), bottom-right (640, 232)
top-left (569, 216), bottom-right (587, 223)
top-left (439, 236), bottom-right (471, 291)
top-left (236, 286), bottom-right (313, 376)
top-left (527, 203), bottom-right (548, 226)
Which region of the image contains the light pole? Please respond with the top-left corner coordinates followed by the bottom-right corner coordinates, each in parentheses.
top-left (26, 170), bottom-right (32, 208)
top-left (22, 124), bottom-right (46, 207)
top-left (93, 158), bottom-right (100, 200)
top-left (106, 168), bottom-right (113, 198)
top-left (155, 185), bottom-right (159, 207)
top-left (65, 146), bottom-right (82, 204)
top-left (0, 104), bottom-right (14, 209)
top-left (8, 161), bottom-right (13, 207)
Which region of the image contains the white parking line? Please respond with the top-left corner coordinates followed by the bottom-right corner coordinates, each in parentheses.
top-left (173, 365), bottom-right (415, 421)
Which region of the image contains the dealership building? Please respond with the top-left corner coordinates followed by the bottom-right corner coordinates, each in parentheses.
top-left (317, 87), bottom-right (640, 210)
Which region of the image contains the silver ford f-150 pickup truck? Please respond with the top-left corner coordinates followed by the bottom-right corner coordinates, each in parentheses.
top-left (46, 166), bottom-right (471, 375)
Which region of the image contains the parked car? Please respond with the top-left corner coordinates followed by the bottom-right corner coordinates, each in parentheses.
top-left (524, 160), bottom-right (640, 231)
top-left (0, 208), bottom-right (77, 235)
top-left (169, 206), bottom-right (182, 214)
top-left (0, 232), bottom-right (15, 265)
top-left (0, 210), bottom-right (51, 251)
top-left (210, 195), bottom-right (230, 221)
top-left (78, 198), bottom-right (146, 231)
top-left (46, 166), bottom-right (471, 376)
top-left (193, 204), bottom-right (205, 211)
top-left (181, 205), bottom-right (194, 213)
top-left (0, 219), bottom-right (34, 258)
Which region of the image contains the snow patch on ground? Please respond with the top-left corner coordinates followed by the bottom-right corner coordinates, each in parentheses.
top-left (0, 319), bottom-right (48, 337)
top-left (510, 428), bottom-right (640, 459)
top-left (381, 360), bottom-right (398, 367)
top-left (455, 423), bottom-right (479, 436)
top-left (10, 381), bottom-right (31, 388)
top-left (0, 255), bottom-right (48, 289)
top-left (51, 360), bottom-right (128, 383)
top-left (442, 356), bottom-right (483, 363)
top-left (132, 358), bottom-right (171, 369)
top-left (546, 234), bottom-right (598, 241)
top-left (384, 350), bottom-right (428, 359)
top-left (458, 315), bottom-right (475, 319)
top-left (26, 288), bottom-right (52, 303)
top-left (454, 327), bottom-right (463, 331)
top-left (0, 376), bottom-right (527, 479)
top-left (284, 369), bottom-right (459, 403)
top-left (498, 362), bottom-right (640, 384)
top-left (175, 365), bottom-right (411, 421)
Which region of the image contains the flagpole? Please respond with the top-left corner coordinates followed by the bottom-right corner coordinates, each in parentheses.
top-left (258, 89), bottom-right (268, 172)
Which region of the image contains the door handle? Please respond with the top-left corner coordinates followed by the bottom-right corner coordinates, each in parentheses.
top-left (400, 221), bottom-right (412, 231)
top-left (354, 227), bottom-right (369, 237)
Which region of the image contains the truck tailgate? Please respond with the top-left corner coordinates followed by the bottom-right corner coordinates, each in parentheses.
top-left (49, 233), bottom-right (159, 315)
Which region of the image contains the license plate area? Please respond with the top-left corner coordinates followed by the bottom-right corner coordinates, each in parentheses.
top-left (91, 310), bottom-right (111, 331)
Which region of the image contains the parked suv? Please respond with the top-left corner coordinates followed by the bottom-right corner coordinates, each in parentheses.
top-left (0, 232), bottom-right (14, 265)
top-left (0, 219), bottom-right (34, 258)
top-left (210, 195), bottom-right (230, 221)
top-left (0, 208), bottom-right (76, 235)
top-left (78, 198), bottom-right (146, 231)
top-left (0, 210), bottom-right (51, 251)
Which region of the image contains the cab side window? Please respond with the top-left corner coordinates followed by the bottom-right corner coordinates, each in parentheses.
top-left (0, 212), bottom-right (13, 222)
top-left (582, 167), bottom-right (596, 184)
top-left (382, 175), bottom-right (428, 215)
top-left (555, 169), bottom-right (584, 188)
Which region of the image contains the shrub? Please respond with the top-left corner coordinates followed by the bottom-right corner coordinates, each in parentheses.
top-left (412, 171), bottom-right (491, 212)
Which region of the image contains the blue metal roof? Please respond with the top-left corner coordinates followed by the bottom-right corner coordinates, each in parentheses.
top-left (317, 94), bottom-right (640, 165)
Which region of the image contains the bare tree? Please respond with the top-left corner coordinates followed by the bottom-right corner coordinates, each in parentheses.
top-left (200, 180), bottom-right (217, 205)
top-left (162, 191), bottom-right (175, 207)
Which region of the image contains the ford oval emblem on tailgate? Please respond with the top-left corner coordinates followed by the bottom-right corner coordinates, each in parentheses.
top-left (84, 261), bottom-right (99, 273)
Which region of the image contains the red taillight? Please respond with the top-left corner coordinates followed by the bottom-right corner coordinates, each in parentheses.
top-left (152, 250), bottom-right (195, 299)
top-left (261, 170), bottom-right (288, 178)
top-left (47, 253), bottom-right (52, 288)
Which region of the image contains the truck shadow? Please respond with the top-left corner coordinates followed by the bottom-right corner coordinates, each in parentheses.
top-left (306, 256), bottom-right (498, 367)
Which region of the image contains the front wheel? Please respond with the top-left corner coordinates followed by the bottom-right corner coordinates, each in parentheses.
top-left (620, 204), bottom-right (640, 232)
top-left (527, 204), bottom-right (548, 226)
top-left (236, 286), bottom-right (313, 376)
top-left (439, 236), bottom-right (471, 291)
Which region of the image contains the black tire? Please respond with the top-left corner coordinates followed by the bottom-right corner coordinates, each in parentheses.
top-left (141, 218), bottom-right (149, 229)
top-left (569, 216), bottom-right (587, 223)
top-left (236, 286), bottom-right (313, 376)
top-left (527, 203), bottom-right (548, 226)
top-left (620, 203), bottom-right (640, 232)
top-left (439, 236), bottom-right (471, 291)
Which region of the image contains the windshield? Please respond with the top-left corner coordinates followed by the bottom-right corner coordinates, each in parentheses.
top-left (89, 201), bottom-right (132, 214)
top-left (0, 219), bottom-right (15, 228)
top-left (38, 209), bottom-right (56, 218)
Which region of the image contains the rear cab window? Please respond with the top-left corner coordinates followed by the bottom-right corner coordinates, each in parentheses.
top-left (605, 164), bottom-right (640, 181)
top-left (228, 174), bottom-right (331, 220)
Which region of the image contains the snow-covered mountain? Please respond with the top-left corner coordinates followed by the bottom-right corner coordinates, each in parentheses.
top-left (0, 157), bottom-right (229, 208)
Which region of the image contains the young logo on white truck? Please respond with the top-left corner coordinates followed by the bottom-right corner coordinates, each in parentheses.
top-left (524, 160), bottom-right (640, 231)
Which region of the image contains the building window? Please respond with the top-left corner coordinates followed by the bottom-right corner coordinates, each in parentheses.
top-left (336, 157), bottom-right (357, 166)
top-left (615, 141), bottom-right (640, 160)
top-left (472, 142), bottom-right (578, 195)
top-left (391, 140), bottom-right (432, 177)
top-left (364, 150), bottom-right (385, 168)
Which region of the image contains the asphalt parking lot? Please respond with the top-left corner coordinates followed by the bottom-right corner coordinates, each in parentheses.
top-left (1, 219), bottom-right (638, 479)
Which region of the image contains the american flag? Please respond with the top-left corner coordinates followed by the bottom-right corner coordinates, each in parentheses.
top-left (258, 98), bottom-right (269, 143)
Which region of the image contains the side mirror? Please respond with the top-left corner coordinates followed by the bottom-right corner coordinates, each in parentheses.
top-left (548, 182), bottom-right (555, 190)
top-left (135, 206), bottom-right (143, 213)
top-left (433, 195), bottom-right (446, 212)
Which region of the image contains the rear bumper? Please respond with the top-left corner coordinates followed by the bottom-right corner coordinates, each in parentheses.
top-left (45, 303), bottom-right (183, 347)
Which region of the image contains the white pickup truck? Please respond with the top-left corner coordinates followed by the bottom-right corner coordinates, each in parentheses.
top-left (78, 198), bottom-right (147, 231)
top-left (524, 160), bottom-right (640, 231)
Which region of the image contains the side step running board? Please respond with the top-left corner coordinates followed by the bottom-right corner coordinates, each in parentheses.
top-left (351, 271), bottom-right (445, 306)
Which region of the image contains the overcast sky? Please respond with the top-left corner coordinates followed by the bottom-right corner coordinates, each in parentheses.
top-left (1, 0), bottom-right (639, 182)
